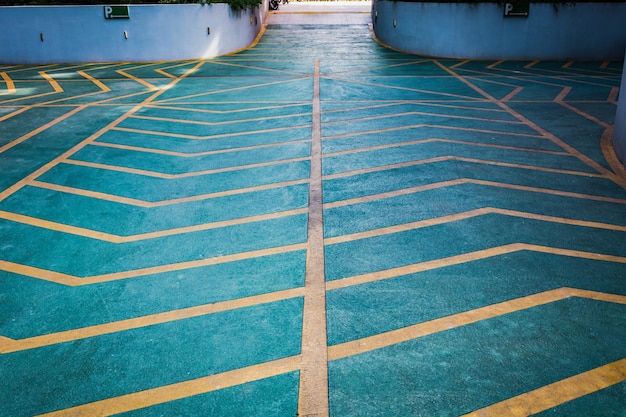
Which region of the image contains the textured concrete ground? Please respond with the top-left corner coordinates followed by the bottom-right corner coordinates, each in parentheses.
top-left (1, 3), bottom-right (625, 416)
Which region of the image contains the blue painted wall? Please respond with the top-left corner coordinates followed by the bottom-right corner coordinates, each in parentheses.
top-left (372, 0), bottom-right (626, 60)
top-left (0, 3), bottom-right (268, 64)
top-left (614, 54), bottom-right (626, 168)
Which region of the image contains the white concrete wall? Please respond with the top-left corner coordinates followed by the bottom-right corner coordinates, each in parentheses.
top-left (614, 53), bottom-right (626, 168)
top-left (0, 3), bottom-right (268, 64)
top-left (372, 1), bottom-right (626, 60)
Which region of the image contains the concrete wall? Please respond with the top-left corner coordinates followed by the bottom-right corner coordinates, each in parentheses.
top-left (0, 3), bottom-right (268, 64)
top-left (614, 54), bottom-right (626, 168)
top-left (372, 0), bottom-right (626, 60)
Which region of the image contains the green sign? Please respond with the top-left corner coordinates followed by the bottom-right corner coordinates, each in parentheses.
top-left (104, 5), bottom-right (130, 20)
top-left (504, 2), bottom-right (529, 17)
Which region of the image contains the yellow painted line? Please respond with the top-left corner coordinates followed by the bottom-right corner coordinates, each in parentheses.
top-left (601, 126), bottom-right (626, 185)
top-left (0, 106), bottom-right (30, 123)
top-left (562, 60), bottom-right (575, 69)
top-left (500, 86), bottom-right (524, 102)
top-left (486, 60), bottom-right (505, 70)
top-left (0, 72), bottom-right (16, 94)
top-left (77, 70), bottom-right (111, 92)
top-left (37, 355), bottom-right (301, 416)
top-left (434, 61), bottom-right (621, 182)
top-left (0, 287), bottom-right (305, 354)
top-left (131, 109), bottom-right (312, 126)
top-left (523, 60), bottom-right (541, 69)
top-left (324, 137), bottom-right (570, 158)
top-left (0, 60), bottom-right (204, 203)
top-left (328, 288), bottom-right (626, 361)
top-left (116, 69), bottom-right (159, 91)
top-left (554, 86), bottom-right (572, 102)
top-left (91, 138), bottom-right (311, 157)
top-left (63, 155), bottom-right (311, 179)
top-left (147, 101), bottom-right (310, 115)
top-left (326, 244), bottom-right (626, 292)
top-left (113, 122), bottom-right (312, 140)
top-left (323, 178), bottom-right (626, 211)
top-left (323, 122), bottom-right (545, 141)
top-left (324, 156), bottom-right (604, 180)
top-left (449, 59), bottom-right (470, 69)
top-left (154, 68), bottom-right (178, 79)
top-left (204, 60), bottom-right (306, 77)
top-left (558, 101), bottom-right (610, 129)
top-left (322, 109), bottom-right (526, 127)
top-left (326, 59), bottom-right (431, 76)
top-left (0, 242), bottom-right (307, 286)
top-left (608, 86), bottom-right (620, 104)
top-left (39, 71), bottom-right (63, 93)
top-left (0, 208), bottom-right (307, 243)
top-left (326, 75), bottom-right (483, 101)
top-left (30, 178), bottom-right (309, 207)
top-left (462, 357), bottom-right (626, 416)
top-left (0, 105), bottom-right (86, 155)
top-left (154, 76), bottom-right (310, 104)
top-left (324, 207), bottom-right (626, 246)
top-left (298, 59), bottom-right (329, 417)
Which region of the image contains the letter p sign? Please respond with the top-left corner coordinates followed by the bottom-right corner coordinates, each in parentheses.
top-left (104, 5), bottom-right (130, 19)
top-left (503, 2), bottom-right (529, 17)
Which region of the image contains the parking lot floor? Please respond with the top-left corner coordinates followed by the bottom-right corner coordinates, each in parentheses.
top-left (1, 3), bottom-right (626, 416)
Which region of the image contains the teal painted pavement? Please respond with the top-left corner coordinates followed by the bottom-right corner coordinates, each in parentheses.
top-left (1, 9), bottom-right (626, 417)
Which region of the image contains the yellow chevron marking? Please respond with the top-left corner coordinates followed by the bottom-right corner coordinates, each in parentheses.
top-left (116, 69), bottom-right (159, 91)
top-left (113, 123), bottom-right (312, 140)
top-left (37, 355), bottom-right (301, 416)
top-left (323, 122), bottom-right (544, 141)
top-left (486, 60), bottom-right (505, 69)
top-left (554, 86), bottom-right (572, 102)
top-left (77, 70), bottom-right (111, 92)
top-left (147, 102), bottom-right (310, 115)
top-left (0, 106), bottom-right (86, 154)
top-left (39, 71), bottom-right (63, 93)
top-left (92, 138), bottom-right (310, 157)
top-left (0, 243), bottom-right (307, 286)
top-left (325, 245), bottom-right (626, 291)
top-left (324, 137), bottom-right (570, 158)
top-left (523, 60), bottom-right (541, 69)
top-left (322, 109), bottom-right (525, 127)
top-left (462, 357), bottom-right (626, 416)
top-left (328, 288), bottom-right (626, 360)
top-left (608, 86), bottom-right (620, 104)
top-left (154, 76), bottom-right (310, 104)
top-left (558, 101), bottom-right (611, 129)
top-left (323, 178), bottom-right (626, 209)
top-left (500, 86), bottom-right (524, 102)
top-left (131, 110), bottom-right (311, 126)
top-left (434, 61), bottom-right (625, 187)
top-left (0, 106), bottom-right (29, 122)
top-left (324, 207), bottom-right (626, 245)
top-left (0, 287), bottom-right (305, 354)
top-left (63, 155), bottom-right (310, 178)
top-left (326, 75), bottom-right (482, 101)
top-left (0, 208), bottom-right (307, 243)
top-left (0, 72), bottom-right (16, 94)
top-left (30, 178), bottom-right (309, 207)
top-left (0, 61), bottom-right (204, 203)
